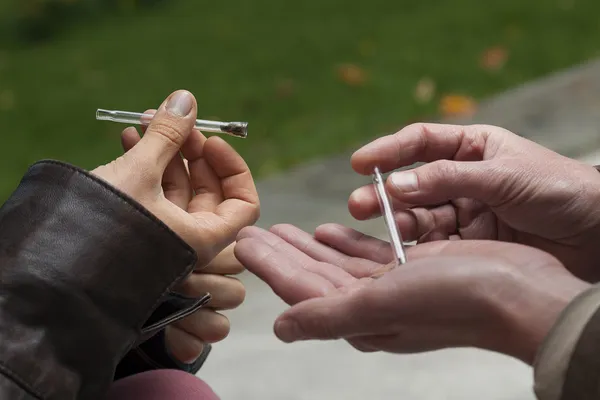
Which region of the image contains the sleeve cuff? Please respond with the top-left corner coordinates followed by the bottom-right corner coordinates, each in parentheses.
top-left (534, 284), bottom-right (600, 400)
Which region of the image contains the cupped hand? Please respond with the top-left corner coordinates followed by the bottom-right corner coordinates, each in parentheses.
top-left (93, 90), bottom-right (259, 363)
top-left (349, 123), bottom-right (600, 281)
top-left (235, 223), bottom-right (589, 364)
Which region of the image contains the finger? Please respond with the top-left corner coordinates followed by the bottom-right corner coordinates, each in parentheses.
top-left (139, 109), bottom-right (157, 135)
top-left (127, 90), bottom-right (197, 174)
top-left (405, 239), bottom-right (521, 261)
top-left (234, 237), bottom-right (336, 305)
top-left (385, 159), bottom-right (510, 207)
top-left (418, 229), bottom-right (451, 243)
top-left (269, 224), bottom-right (383, 278)
top-left (274, 285), bottom-right (379, 342)
top-left (176, 273), bottom-right (246, 310)
top-left (123, 110), bottom-right (193, 209)
top-left (140, 108), bottom-right (193, 209)
top-left (347, 183), bottom-right (409, 220)
top-left (313, 223), bottom-right (394, 264)
top-left (248, 225), bottom-right (356, 286)
top-left (121, 127), bottom-right (142, 153)
top-left (173, 308), bottom-right (231, 343)
top-left (190, 137), bottom-right (260, 247)
top-left (270, 224), bottom-right (348, 265)
top-left (165, 325), bottom-right (205, 364)
top-left (161, 155), bottom-right (193, 209)
top-left (394, 205), bottom-right (458, 242)
top-left (351, 123), bottom-right (491, 175)
top-left (275, 256), bottom-right (473, 343)
top-left (202, 242), bottom-right (245, 274)
top-left (182, 129), bottom-right (223, 213)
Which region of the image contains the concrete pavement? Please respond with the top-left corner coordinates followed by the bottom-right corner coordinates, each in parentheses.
top-left (199, 59), bottom-right (600, 399)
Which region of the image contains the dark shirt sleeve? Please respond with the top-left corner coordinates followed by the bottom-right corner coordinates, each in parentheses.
top-left (0, 161), bottom-right (208, 399)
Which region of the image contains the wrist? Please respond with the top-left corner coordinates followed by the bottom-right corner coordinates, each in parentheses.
top-left (489, 270), bottom-right (590, 364)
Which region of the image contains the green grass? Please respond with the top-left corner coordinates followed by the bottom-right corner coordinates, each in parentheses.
top-left (0, 0), bottom-right (599, 200)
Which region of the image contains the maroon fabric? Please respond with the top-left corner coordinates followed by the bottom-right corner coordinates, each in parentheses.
top-left (107, 370), bottom-right (220, 400)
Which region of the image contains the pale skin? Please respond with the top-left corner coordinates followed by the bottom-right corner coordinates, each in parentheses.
top-left (235, 224), bottom-right (589, 364)
top-left (234, 122), bottom-right (600, 364)
top-left (92, 90), bottom-right (259, 364)
top-left (349, 123), bottom-right (600, 282)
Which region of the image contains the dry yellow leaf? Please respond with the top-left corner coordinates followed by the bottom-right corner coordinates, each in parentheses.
top-left (439, 95), bottom-right (476, 117)
top-left (336, 64), bottom-right (367, 86)
top-left (480, 46), bottom-right (508, 71)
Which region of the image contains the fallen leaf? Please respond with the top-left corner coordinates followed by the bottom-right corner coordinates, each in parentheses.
top-left (336, 63), bottom-right (367, 86)
top-left (480, 46), bottom-right (508, 71)
top-left (275, 79), bottom-right (295, 98)
top-left (439, 94), bottom-right (477, 117)
top-left (414, 77), bottom-right (436, 104)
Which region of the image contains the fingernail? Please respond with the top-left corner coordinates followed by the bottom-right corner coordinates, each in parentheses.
top-left (389, 171), bottom-right (418, 193)
top-left (166, 91), bottom-right (194, 117)
top-left (275, 319), bottom-right (303, 343)
top-left (349, 188), bottom-right (367, 204)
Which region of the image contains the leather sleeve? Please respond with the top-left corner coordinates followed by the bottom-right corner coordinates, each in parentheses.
top-left (534, 284), bottom-right (600, 400)
top-left (0, 161), bottom-right (202, 399)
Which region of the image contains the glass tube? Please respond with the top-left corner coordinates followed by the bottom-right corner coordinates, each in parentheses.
top-left (372, 166), bottom-right (407, 266)
top-left (96, 109), bottom-right (248, 138)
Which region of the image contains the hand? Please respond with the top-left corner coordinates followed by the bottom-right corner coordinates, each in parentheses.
top-left (235, 224), bottom-right (589, 364)
top-left (165, 243), bottom-right (246, 363)
top-left (93, 90), bottom-right (259, 362)
top-left (349, 123), bottom-right (600, 281)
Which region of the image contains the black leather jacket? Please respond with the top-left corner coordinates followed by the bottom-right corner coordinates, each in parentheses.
top-left (0, 161), bottom-right (212, 399)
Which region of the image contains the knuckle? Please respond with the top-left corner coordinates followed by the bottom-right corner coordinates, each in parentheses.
top-left (404, 122), bottom-right (429, 148)
top-left (246, 201), bottom-right (261, 224)
top-left (467, 123), bottom-right (514, 142)
top-left (429, 159), bottom-right (457, 181)
top-left (403, 122), bottom-right (427, 133)
top-left (148, 120), bottom-right (186, 148)
top-left (467, 123), bottom-right (499, 135)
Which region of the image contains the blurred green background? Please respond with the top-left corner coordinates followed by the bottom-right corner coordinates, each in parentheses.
top-left (0, 0), bottom-right (599, 201)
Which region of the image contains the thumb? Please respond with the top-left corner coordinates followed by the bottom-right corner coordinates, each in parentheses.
top-left (127, 90), bottom-right (197, 174)
top-left (385, 159), bottom-right (518, 207)
top-left (274, 284), bottom-right (379, 343)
